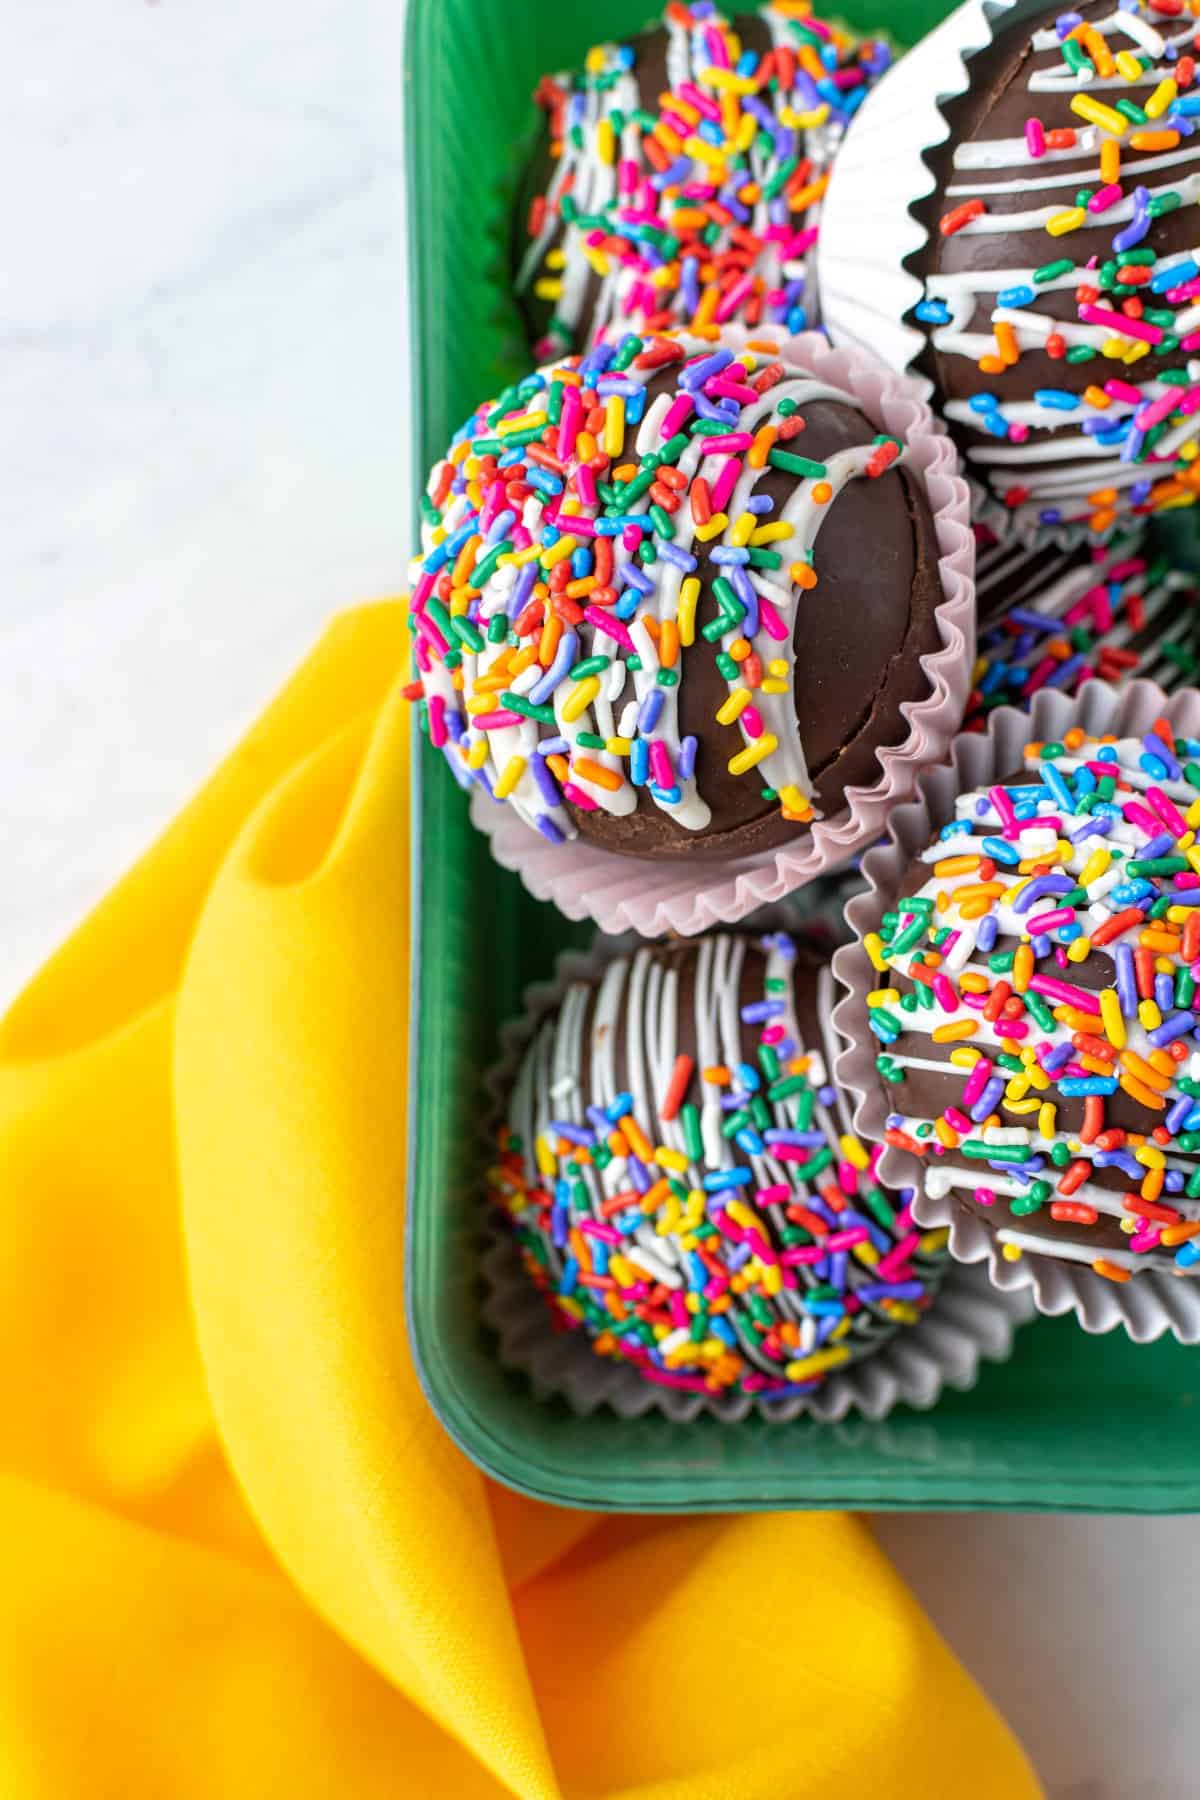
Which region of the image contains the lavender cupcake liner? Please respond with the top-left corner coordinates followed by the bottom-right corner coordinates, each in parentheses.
top-left (480, 930), bottom-right (1031, 1424)
top-left (470, 326), bottom-right (974, 938)
top-left (832, 678), bottom-right (1200, 1343)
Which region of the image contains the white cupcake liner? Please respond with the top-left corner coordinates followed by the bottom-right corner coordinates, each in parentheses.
top-left (470, 327), bottom-right (975, 938)
top-left (481, 930), bottom-right (1032, 1425)
top-left (832, 678), bottom-right (1200, 1344)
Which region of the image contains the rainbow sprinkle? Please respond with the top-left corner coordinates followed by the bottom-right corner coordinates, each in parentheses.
top-left (871, 720), bottom-right (1200, 1281)
top-left (405, 329), bottom-right (910, 843)
top-left (518, 0), bottom-right (891, 356)
top-left (491, 931), bottom-right (947, 1398)
top-left (917, 0), bottom-right (1200, 540)
top-left (967, 528), bottom-right (1200, 724)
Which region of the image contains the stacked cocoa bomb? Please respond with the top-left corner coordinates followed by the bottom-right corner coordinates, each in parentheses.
top-left (406, 0), bottom-right (1200, 1410)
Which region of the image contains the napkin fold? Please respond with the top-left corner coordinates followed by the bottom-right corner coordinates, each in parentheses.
top-left (0, 601), bottom-right (1040, 1799)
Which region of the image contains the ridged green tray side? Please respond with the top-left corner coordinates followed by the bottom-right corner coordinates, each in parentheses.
top-left (404, 0), bottom-right (1200, 1510)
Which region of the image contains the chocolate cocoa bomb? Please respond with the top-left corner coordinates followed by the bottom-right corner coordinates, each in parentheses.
top-left (489, 929), bottom-right (947, 1400)
top-left (407, 332), bottom-right (945, 862)
top-left (870, 728), bottom-right (1200, 1282)
top-left (912, 0), bottom-right (1200, 542)
top-left (967, 523), bottom-right (1200, 725)
top-left (513, 3), bottom-right (892, 359)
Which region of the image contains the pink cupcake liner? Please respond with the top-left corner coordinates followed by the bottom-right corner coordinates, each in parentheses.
top-left (481, 928), bottom-right (1030, 1423)
top-left (470, 327), bottom-right (974, 938)
top-left (832, 678), bottom-right (1200, 1344)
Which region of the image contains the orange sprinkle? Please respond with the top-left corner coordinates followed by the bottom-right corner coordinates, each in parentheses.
top-left (994, 320), bottom-right (1020, 365)
top-left (572, 757), bottom-right (622, 793)
top-left (660, 618), bottom-right (679, 668)
top-left (620, 1115), bottom-right (654, 1163)
top-left (703, 1065), bottom-right (731, 1085)
top-left (1093, 1260), bottom-right (1132, 1284)
top-left (811, 481), bottom-right (833, 504)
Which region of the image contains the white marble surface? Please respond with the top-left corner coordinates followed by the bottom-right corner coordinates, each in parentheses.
top-left (1, 5), bottom-right (1190, 1796)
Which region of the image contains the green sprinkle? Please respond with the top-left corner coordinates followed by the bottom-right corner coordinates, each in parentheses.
top-left (486, 613), bottom-right (508, 644)
top-left (962, 1140), bottom-right (1033, 1163)
top-left (499, 692), bottom-right (555, 723)
top-left (1034, 258), bottom-right (1074, 284)
top-left (571, 655), bottom-right (611, 680)
top-left (768, 450), bottom-right (828, 478)
top-left (681, 1104), bottom-right (703, 1165)
top-left (657, 668), bottom-right (679, 687)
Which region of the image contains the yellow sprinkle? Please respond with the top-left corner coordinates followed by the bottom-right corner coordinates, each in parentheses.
top-left (1001, 1243), bottom-right (1023, 1264)
top-left (596, 117), bottom-right (616, 164)
top-left (864, 932), bottom-right (889, 973)
top-left (1147, 76), bottom-right (1177, 119)
top-left (728, 734), bottom-right (777, 776)
top-left (840, 1135), bottom-right (870, 1171)
top-left (1115, 48), bottom-right (1144, 81)
top-left (1047, 206), bottom-right (1088, 237)
top-left (1006, 1098), bottom-right (1041, 1116)
top-left (778, 782), bottom-right (812, 820)
top-left (535, 1136), bottom-right (556, 1177)
top-left (1038, 1103), bottom-right (1057, 1141)
top-left (1006, 1076), bottom-right (1031, 1103)
top-left (1138, 999), bottom-right (1163, 1033)
top-left (603, 396), bottom-right (625, 458)
top-left (541, 534), bottom-right (578, 569)
top-left (465, 738), bottom-right (489, 771)
top-left (533, 278), bottom-right (563, 300)
top-left (694, 513), bottom-right (729, 542)
top-left (496, 409), bottom-right (549, 438)
top-left (1078, 847), bottom-right (1111, 888)
top-left (678, 576), bottom-right (699, 648)
top-left (1066, 936), bottom-right (1092, 964)
top-left (785, 1346), bottom-right (852, 1381)
top-left (716, 687), bottom-right (751, 726)
top-left (1136, 1145), bottom-right (1166, 1170)
top-left (494, 755), bottom-right (526, 799)
top-left (728, 511), bottom-right (757, 547)
top-left (700, 66), bottom-right (758, 94)
top-left (950, 1047), bottom-right (981, 1069)
top-left (761, 679), bottom-right (789, 696)
top-left (750, 522), bottom-right (793, 545)
top-left (1070, 94), bottom-right (1129, 137)
top-left (545, 247), bottom-right (566, 270)
top-left (561, 676), bottom-right (600, 723)
top-left (1100, 987), bottom-right (1126, 1049)
top-left (867, 990), bottom-right (894, 1009)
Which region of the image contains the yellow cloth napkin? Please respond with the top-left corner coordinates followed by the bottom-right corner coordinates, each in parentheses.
top-left (0, 601), bottom-right (1040, 1800)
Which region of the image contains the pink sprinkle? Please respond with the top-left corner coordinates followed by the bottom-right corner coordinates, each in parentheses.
top-left (575, 464), bottom-right (597, 508)
top-left (412, 570), bottom-right (436, 611)
top-left (837, 1161), bottom-right (859, 1196)
top-left (649, 741), bottom-right (675, 788)
top-left (678, 81), bottom-right (721, 122)
top-left (975, 1187), bottom-right (997, 1208)
top-left (715, 276), bottom-right (754, 323)
top-left (1182, 331), bottom-right (1200, 353)
top-left (709, 456), bottom-right (742, 513)
top-left (1078, 304), bottom-right (1162, 345)
top-left (742, 706), bottom-right (765, 740)
top-left (413, 611), bottom-right (449, 655)
top-left (1028, 974), bottom-right (1100, 1014)
top-left (428, 694), bottom-right (447, 748)
top-left (780, 1245), bottom-right (827, 1267)
top-left (771, 1144), bottom-right (812, 1164)
top-left (1168, 276), bottom-right (1200, 303)
top-left (760, 1024), bottom-right (786, 1045)
top-left (660, 392), bottom-right (694, 439)
top-left (622, 524), bottom-right (643, 554)
top-left (1124, 800), bottom-right (1163, 835)
top-left (1130, 1228), bottom-right (1162, 1255)
top-left (561, 781), bottom-right (599, 811)
top-left (994, 1018), bottom-right (1030, 1039)
top-left (474, 709), bottom-right (524, 730)
top-left (557, 386), bottom-right (582, 460)
top-left (585, 608), bottom-right (633, 649)
top-left (1025, 116), bottom-right (1046, 158)
top-left (1136, 390), bottom-right (1181, 434)
top-left (1146, 786), bottom-right (1189, 839)
top-left (641, 1368), bottom-right (714, 1394)
top-left (659, 108), bottom-right (692, 138)
top-left (932, 973), bottom-right (957, 1013)
top-left (1176, 873), bottom-right (1200, 891)
top-left (944, 1107), bottom-right (972, 1133)
top-left (1009, 422), bottom-right (1030, 443)
top-left (705, 23), bottom-right (730, 67)
top-left (1087, 182), bottom-right (1123, 214)
top-left (989, 785), bottom-right (1018, 834)
top-left (669, 1291), bottom-right (689, 1329)
top-left (1104, 379), bottom-right (1143, 404)
top-left (617, 158), bottom-right (639, 195)
top-left (962, 1057), bottom-right (993, 1107)
top-left (1027, 907), bottom-right (1075, 933)
top-left (709, 377), bottom-right (760, 405)
top-left (705, 431), bottom-right (754, 453)
top-left (757, 598), bottom-right (790, 641)
top-left (579, 1220), bottom-right (621, 1245)
top-left (826, 1227), bottom-right (869, 1252)
top-left (756, 1184), bottom-right (791, 1206)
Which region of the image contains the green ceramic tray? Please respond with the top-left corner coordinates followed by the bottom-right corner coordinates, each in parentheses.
top-left (403, 0), bottom-right (1200, 1510)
